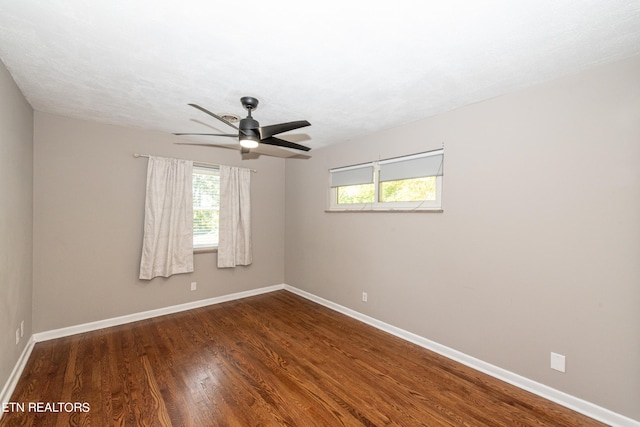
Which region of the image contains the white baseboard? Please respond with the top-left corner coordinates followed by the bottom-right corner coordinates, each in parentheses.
top-left (5, 283), bottom-right (637, 426)
top-left (32, 284), bottom-right (285, 343)
top-left (283, 285), bottom-right (640, 427)
top-left (0, 336), bottom-right (35, 420)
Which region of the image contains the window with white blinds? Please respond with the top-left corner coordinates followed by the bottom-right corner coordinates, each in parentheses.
top-left (193, 166), bottom-right (220, 249)
top-left (328, 149), bottom-right (444, 211)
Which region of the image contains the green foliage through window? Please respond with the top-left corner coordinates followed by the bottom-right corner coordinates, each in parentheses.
top-left (379, 176), bottom-right (436, 202)
top-left (193, 168), bottom-right (220, 248)
top-left (336, 177), bottom-right (437, 204)
top-left (337, 183), bottom-right (375, 204)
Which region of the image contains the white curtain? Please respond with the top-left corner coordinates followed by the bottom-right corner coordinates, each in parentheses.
top-left (139, 156), bottom-right (194, 280)
top-left (217, 165), bottom-right (252, 268)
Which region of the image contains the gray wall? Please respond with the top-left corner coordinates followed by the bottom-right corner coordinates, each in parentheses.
top-left (0, 61), bottom-right (33, 391)
top-left (284, 56), bottom-right (640, 420)
top-left (33, 113), bottom-right (286, 332)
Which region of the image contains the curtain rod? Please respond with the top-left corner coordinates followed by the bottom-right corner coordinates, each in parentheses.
top-left (133, 153), bottom-right (256, 172)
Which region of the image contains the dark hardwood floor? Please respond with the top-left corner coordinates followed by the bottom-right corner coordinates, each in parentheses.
top-left (1, 290), bottom-right (605, 426)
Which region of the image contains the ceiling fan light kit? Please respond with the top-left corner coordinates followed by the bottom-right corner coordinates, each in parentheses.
top-left (240, 135), bottom-right (260, 149)
top-left (174, 96), bottom-right (311, 155)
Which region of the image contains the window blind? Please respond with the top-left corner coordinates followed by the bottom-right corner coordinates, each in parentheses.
top-left (329, 164), bottom-right (374, 188)
top-left (378, 149), bottom-right (443, 182)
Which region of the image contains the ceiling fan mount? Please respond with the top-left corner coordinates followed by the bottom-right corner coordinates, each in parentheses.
top-left (174, 97), bottom-right (311, 154)
top-left (240, 96), bottom-right (259, 111)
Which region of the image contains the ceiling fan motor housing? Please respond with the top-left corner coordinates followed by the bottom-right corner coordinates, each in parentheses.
top-left (239, 116), bottom-right (260, 147)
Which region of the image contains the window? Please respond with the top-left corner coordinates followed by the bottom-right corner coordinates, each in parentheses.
top-left (329, 149), bottom-right (443, 211)
top-left (193, 166), bottom-right (220, 249)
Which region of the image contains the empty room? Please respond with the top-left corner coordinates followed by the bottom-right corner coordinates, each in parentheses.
top-left (1, 2), bottom-right (639, 426)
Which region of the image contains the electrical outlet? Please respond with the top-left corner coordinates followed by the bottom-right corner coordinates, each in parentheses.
top-left (550, 352), bottom-right (566, 372)
top-left (191, 282), bottom-right (197, 291)
top-left (362, 292), bottom-right (368, 302)
top-left (20, 320), bottom-right (24, 337)
top-left (15, 329), bottom-right (20, 345)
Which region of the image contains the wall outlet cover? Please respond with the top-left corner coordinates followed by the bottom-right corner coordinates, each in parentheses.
top-left (550, 352), bottom-right (566, 372)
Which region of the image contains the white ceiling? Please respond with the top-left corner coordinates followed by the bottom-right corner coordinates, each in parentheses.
top-left (1, 1), bottom-right (639, 152)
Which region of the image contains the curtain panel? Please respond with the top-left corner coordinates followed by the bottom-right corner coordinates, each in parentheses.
top-left (217, 165), bottom-right (252, 268)
top-left (139, 156), bottom-right (194, 280)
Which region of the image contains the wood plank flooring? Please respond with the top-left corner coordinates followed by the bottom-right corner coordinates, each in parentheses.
top-left (1, 291), bottom-right (605, 426)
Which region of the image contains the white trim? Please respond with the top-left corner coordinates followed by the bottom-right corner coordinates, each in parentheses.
top-left (32, 284), bottom-right (285, 342)
top-left (283, 285), bottom-right (640, 427)
top-left (0, 336), bottom-right (35, 420)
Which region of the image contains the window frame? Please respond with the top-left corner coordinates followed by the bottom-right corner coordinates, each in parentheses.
top-left (328, 149), bottom-right (444, 212)
top-left (192, 165), bottom-right (220, 251)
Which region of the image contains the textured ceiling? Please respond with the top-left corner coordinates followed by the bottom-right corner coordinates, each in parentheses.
top-left (1, 1), bottom-right (639, 152)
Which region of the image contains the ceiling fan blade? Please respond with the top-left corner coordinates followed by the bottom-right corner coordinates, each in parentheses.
top-left (260, 136), bottom-right (311, 152)
top-left (250, 143), bottom-right (312, 159)
top-left (188, 103), bottom-right (239, 131)
top-left (175, 142), bottom-right (240, 151)
top-left (258, 120), bottom-right (311, 139)
top-left (173, 132), bottom-right (238, 137)
top-left (175, 140), bottom-right (310, 158)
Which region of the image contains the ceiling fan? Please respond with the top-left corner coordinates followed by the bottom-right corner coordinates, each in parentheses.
top-left (174, 97), bottom-right (311, 154)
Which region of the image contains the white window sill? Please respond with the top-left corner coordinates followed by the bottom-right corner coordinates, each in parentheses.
top-left (325, 209), bottom-right (443, 213)
top-left (194, 247), bottom-right (218, 254)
